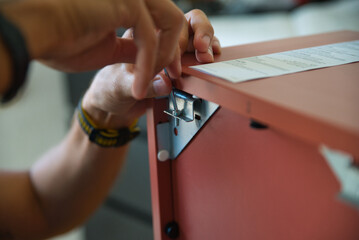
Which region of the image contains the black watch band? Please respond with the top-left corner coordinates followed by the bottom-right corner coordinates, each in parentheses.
top-left (0, 11), bottom-right (30, 103)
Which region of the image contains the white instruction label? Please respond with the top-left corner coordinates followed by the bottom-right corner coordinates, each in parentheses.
top-left (190, 40), bottom-right (359, 83)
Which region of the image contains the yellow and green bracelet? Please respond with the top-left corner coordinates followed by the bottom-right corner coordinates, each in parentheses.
top-left (77, 99), bottom-right (140, 148)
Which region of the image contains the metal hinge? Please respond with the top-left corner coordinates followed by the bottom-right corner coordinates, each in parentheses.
top-left (156, 89), bottom-right (219, 161)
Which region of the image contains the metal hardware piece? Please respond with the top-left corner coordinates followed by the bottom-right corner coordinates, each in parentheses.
top-left (250, 119), bottom-right (268, 129)
top-left (164, 89), bottom-right (200, 123)
top-left (157, 89), bottom-right (219, 160)
top-left (165, 221), bottom-right (180, 239)
top-left (320, 145), bottom-right (359, 208)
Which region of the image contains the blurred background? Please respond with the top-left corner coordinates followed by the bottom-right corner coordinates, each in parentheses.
top-left (0, 0), bottom-right (358, 239)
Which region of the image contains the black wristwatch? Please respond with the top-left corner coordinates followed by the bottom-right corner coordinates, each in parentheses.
top-left (0, 12), bottom-right (30, 103)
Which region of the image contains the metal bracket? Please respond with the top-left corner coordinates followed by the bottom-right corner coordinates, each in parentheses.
top-left (156, 89), bottom-right (219, 161)
top-left (164, 89), bottom-right (200, 123)
top-left (320, 145), bottom-right (359, 208)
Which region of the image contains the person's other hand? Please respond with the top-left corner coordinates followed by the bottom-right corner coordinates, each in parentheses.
top-left (1, 0), bottom-right (184, 99)
top-left (81, 9), bottom-right (221, 129)
top-left (165, 9), bottom-right (222, 79)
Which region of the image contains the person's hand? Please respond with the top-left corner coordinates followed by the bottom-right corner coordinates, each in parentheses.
top-left (81, 9), bottom-right (221, 129)
top-left (164, 9), bottom-right (222, 79)
top-left (1, 0), bottom-right (184, 99)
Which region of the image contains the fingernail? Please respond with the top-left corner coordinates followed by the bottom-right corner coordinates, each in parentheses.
top-left (153, 76), bottom-right (169, 96)
top-left (212, 40), bottom-right (221, 53)
top-left (213, 40), bottom-right (220, 48)
top-left (202, 35), bottom-right (211, 49)
top-left (207, 46), bottom-right (214, 62)
top-left (176, 58), bottom-right (182, 76)
top-left (208, 46), bottom-right (213, 56)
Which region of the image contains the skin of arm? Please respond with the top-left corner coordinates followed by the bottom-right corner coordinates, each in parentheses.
top-left (0, 120), bottom-right (130, 239)
top-left (0, 7), bottom-right (221, 240)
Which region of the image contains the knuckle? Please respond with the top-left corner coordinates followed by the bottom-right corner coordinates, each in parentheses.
top-left (208, 26), bottom-right (215, 37)
top-left (160, 49), bottom-right (176, 68)
top-left (159, 51), bottom-right (172, 66)
top-left (146, 33), bottom-right (158, 47)
top-left (190, 9), bottom-right (205, 18)
top-left (173, 9), bottom-right (185, 26)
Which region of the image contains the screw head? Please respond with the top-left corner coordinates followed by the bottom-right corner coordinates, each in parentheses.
top-left (165, 221), bottom-right (180, 239)
top-left (158, 150), bottom-right (170, 162)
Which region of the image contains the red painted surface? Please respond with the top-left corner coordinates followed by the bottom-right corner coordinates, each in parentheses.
top-left (147, 99), bottom-right (174, 240)
top-left (172, 108), bottom-right (359, 240)
top-left (181, 31), bottom-right (359, 158)
top-left (147, 31), bottom-right (359, 240)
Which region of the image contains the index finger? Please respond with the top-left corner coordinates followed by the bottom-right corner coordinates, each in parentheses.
top-left (145, 0), bottom-right (184, 73)
top-left (131, 2), bottom-right (158, 100)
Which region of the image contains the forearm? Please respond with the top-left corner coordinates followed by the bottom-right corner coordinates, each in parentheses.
top-left (30, 117), bottom-right (129, 237)
top-left (1, 116), bottom-right (129, 239)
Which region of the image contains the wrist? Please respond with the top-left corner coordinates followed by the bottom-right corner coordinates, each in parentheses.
top-left (0, 0), bottom-right (60, 59)
top-left (82, 92), bottom-right (134, 129)
top-left (78, 96), bottom-right (140, 148)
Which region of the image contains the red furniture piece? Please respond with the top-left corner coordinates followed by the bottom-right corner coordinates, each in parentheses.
top-left (147, 31), bottom-right (359, 240)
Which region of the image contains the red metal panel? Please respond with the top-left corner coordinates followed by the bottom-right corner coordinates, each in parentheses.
top-left (180, 31), bottom-right (359, 158)
top-left (148, 31), bottom-right (359, 239)
top-left (147, 99), bottom-right (174, 240)
top-left (171, 107), bottom-right (359, 240)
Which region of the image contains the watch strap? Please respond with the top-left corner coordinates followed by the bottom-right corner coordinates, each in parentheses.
top-left (77, 99), bottom-right (140, 148)
top-left (0, 11), bottom-right (30, 103)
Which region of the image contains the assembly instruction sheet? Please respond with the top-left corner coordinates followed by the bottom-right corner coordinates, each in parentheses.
top-left (190, 40), bottom-right (359, 83)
